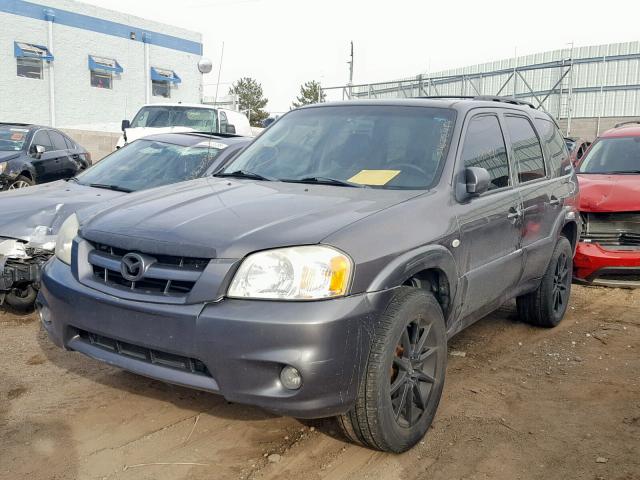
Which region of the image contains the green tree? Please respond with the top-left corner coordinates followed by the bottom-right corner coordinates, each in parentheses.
top-left (228, 77), bottom-right (269, 127)
top-left (291, 80), bottom-right (326, 109)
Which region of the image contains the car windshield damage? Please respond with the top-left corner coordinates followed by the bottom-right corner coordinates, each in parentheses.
top-left (222, 105), bottom-right (457, 189)
top-left (75, 139), bottom-right (225, 191)
top-left (0, 126), bottom-right (29, 151)
top-left (578, 137), bottom-right (640, 174)
top-left (130, 106), bottom-right (218, 132)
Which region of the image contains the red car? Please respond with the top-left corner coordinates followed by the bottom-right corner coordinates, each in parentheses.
top-left (574, 121), bottom-right (640, 287)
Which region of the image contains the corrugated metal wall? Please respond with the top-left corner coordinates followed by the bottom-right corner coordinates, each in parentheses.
top-left (348, 42), bottom-right (640, 119)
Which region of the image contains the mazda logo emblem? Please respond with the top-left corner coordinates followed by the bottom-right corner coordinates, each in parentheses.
top-left (120, 253), bottom-right (155, 282)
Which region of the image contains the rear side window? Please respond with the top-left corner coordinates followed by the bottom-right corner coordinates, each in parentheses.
top-left (63, 135), bottom-right (76, 150)
top-left (461, 115), bottom-right (510, 190)
top-left (505, 116), bottom-right (546, 182)
top-left (535, 118), bottom-right (570, 177)
top-left (32, 130), bottom-right (54, 151)
top-left (48, 130), bottom-right (68, 151)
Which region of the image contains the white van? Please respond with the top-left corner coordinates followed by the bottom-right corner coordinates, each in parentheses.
top-left (116, 103), bottom-right (252, 148)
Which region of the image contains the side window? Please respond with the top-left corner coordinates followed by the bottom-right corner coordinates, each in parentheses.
top-left (152, 80), bottom-right (170, 98)
top-left (219, 111), bottom-right (228, 133)
top-left (17, 57), bottom-right (43, 79)
top-left (63, 135), bottom-right (76, 150)
top-left (32, 130), bottom-right (54, 152)
top-left (505, 115), bottom-right (546, 182)
top-left (533, 118), bottom-right (570, 177)
top-left (48, 130), bottom-right (68, 151)
top-left (461, 115), bottom-right (510, 191)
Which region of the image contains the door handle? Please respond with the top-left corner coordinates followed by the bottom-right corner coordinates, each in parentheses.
top-left (549, 196), bottom-right (561, 206)
top-left (507, 208), bottom-right (522, 220)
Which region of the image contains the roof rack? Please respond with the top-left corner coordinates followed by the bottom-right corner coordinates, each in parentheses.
top-left (418, 95), bottom-right (536, 109)
top-left (614, 120), bottom-right (640, 128)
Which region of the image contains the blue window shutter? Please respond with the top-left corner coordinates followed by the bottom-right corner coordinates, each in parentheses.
top-left (151, 67), bottom-right (181, 84)
top-left (14, 42), bottom-right (54, 61)
top-left (88, 55), bottom-right (123, 73)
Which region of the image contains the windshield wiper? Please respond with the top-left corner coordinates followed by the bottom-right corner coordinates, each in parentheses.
top-left (280, 176), bottom-right (367, 188)
top-left (214, 170), bottom-right (274, 181)
top-left (89, 183), bottom-right (133, 193)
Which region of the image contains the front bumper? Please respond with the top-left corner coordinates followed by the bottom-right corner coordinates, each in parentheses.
top-left (0, 172), bottom-right (19, 190)
top-left (573, 241), bottom-right (640, 287)
top-left (39, 258), bottom-right (395, 418)
top-left (0, 256), bottom-right (47, 292)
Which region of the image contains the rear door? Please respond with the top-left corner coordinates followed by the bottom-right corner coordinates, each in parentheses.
top-left (503, 114), bottom-right (564, 283)
top-left (456, 111), bottom-right (524, 319)
top-left (47, 130), bottom-right (76, 179)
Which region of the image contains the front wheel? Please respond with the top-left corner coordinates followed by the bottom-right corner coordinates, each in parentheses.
top-left (7, 175), bottom-right (34, 190)
top-left (517, 236), bottom-right (573, 328)
top-left (337, 287), bottom-right (447, 453)
top-left (5, 285), bottom-right (37, 310)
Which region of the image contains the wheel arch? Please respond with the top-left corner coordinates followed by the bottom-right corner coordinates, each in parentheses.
top-left (368, 245), bottom-right (458, 321)
top-left (560, 220), bottom-right (578, 252)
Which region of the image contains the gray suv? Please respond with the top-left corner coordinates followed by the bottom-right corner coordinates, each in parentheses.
top-left (39, 97), bottom-right (579, 453)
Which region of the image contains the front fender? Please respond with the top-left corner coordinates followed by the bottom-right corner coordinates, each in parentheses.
top-left (368, 244), bottom-right (459, 315)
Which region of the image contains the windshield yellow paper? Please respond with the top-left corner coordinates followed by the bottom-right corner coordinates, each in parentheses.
top-left (348, 170), bottom-right (400, 185)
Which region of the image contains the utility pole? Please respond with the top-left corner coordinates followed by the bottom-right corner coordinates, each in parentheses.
top-left (347, 41), bottom-right (354, 99)
top-left (214, 41), bottom-right (225, 105)
top-left (567, 41), bottom-right (575, 135)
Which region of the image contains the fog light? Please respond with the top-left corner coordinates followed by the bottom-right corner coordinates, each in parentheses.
top-left (280, 365), bottom-right (302, 390)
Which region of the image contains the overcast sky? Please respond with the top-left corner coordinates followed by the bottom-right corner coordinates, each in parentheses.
top-left (83, 0), bottom-right (639, 114)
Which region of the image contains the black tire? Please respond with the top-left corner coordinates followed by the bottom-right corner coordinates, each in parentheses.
top-left (7, 175), bottom-right (35, 190)
top-left (517, 236), bottom-right (573, 328)
top-left (337, 287), bottom-right (447, 453)
top-left (5, 285), bottom-right (37, 310)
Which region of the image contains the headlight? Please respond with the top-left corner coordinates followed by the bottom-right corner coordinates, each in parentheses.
top-left (227, 246), bottom-right (352, 300)
top-left (55, 214), bottom-right (79, 265)
top-left (0, 162), bottom-right (8, 174)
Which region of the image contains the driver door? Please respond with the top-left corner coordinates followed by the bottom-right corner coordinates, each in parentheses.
top-left (455, 112), bottom-right (524, 320)
top-left (29, 130), bottom-right (60, 183)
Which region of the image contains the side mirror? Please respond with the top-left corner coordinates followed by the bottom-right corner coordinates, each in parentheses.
top-left (226, 124), bottom-right (236, 134)
top-left (121, 119), bottom-right (130, 131)
top-left (465, 167), bottom-right (491, 196)
top-left (32, 145), bottom-right (45, 158)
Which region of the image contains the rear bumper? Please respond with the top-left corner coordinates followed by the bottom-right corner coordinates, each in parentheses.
top-left (39, 258), bottom-right (394, 418)
top-left (573, 242), bottom-right (640, 287)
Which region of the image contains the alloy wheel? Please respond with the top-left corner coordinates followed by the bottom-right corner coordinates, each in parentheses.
top-left (552, 251), bottom-right (570, 313)
top-left (8, 180), bottom-right (31, 189)
top-left (390, 317), bottom-right (439, 428)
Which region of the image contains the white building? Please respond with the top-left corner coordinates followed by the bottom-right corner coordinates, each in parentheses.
top-left (0, 0), bottom-right (204, 131)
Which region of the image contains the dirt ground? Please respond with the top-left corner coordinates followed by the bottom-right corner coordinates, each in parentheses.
top-left (1, 284), bottom-right (638, 480)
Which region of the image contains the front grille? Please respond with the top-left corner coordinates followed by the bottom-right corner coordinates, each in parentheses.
top-left (88, 242), bottom-right (209, 297)
top-left (581, 212), bottom-right (640, 247)
top-left (77, 329), bottom-right (212, 377)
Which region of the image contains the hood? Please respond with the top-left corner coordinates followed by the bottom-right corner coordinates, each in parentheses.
top-left (122, 127), bottom-right (196, 144)
top-left (577, 174), bottom-right (640, 212)
top-left (0, 180), bottom-right (125, 248)
top-left (80, 178), bottom-right (418, 259)
top-left (0, 151), bottom-right (20, 163)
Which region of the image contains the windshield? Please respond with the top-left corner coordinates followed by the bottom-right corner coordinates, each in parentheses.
top-left (76, 139), bottom-right (227, 191)
top-left (130, 106), bottom-right (218, 132)
top-left (222, 105), bottom-right (456, 189)
top-left (578, 137), bottom-right (640, 174)
top-left (0, 126), bottom-right (29, 151)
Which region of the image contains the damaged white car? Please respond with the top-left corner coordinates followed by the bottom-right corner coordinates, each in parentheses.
top-left (0, 132), bottom-right (249, 308)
